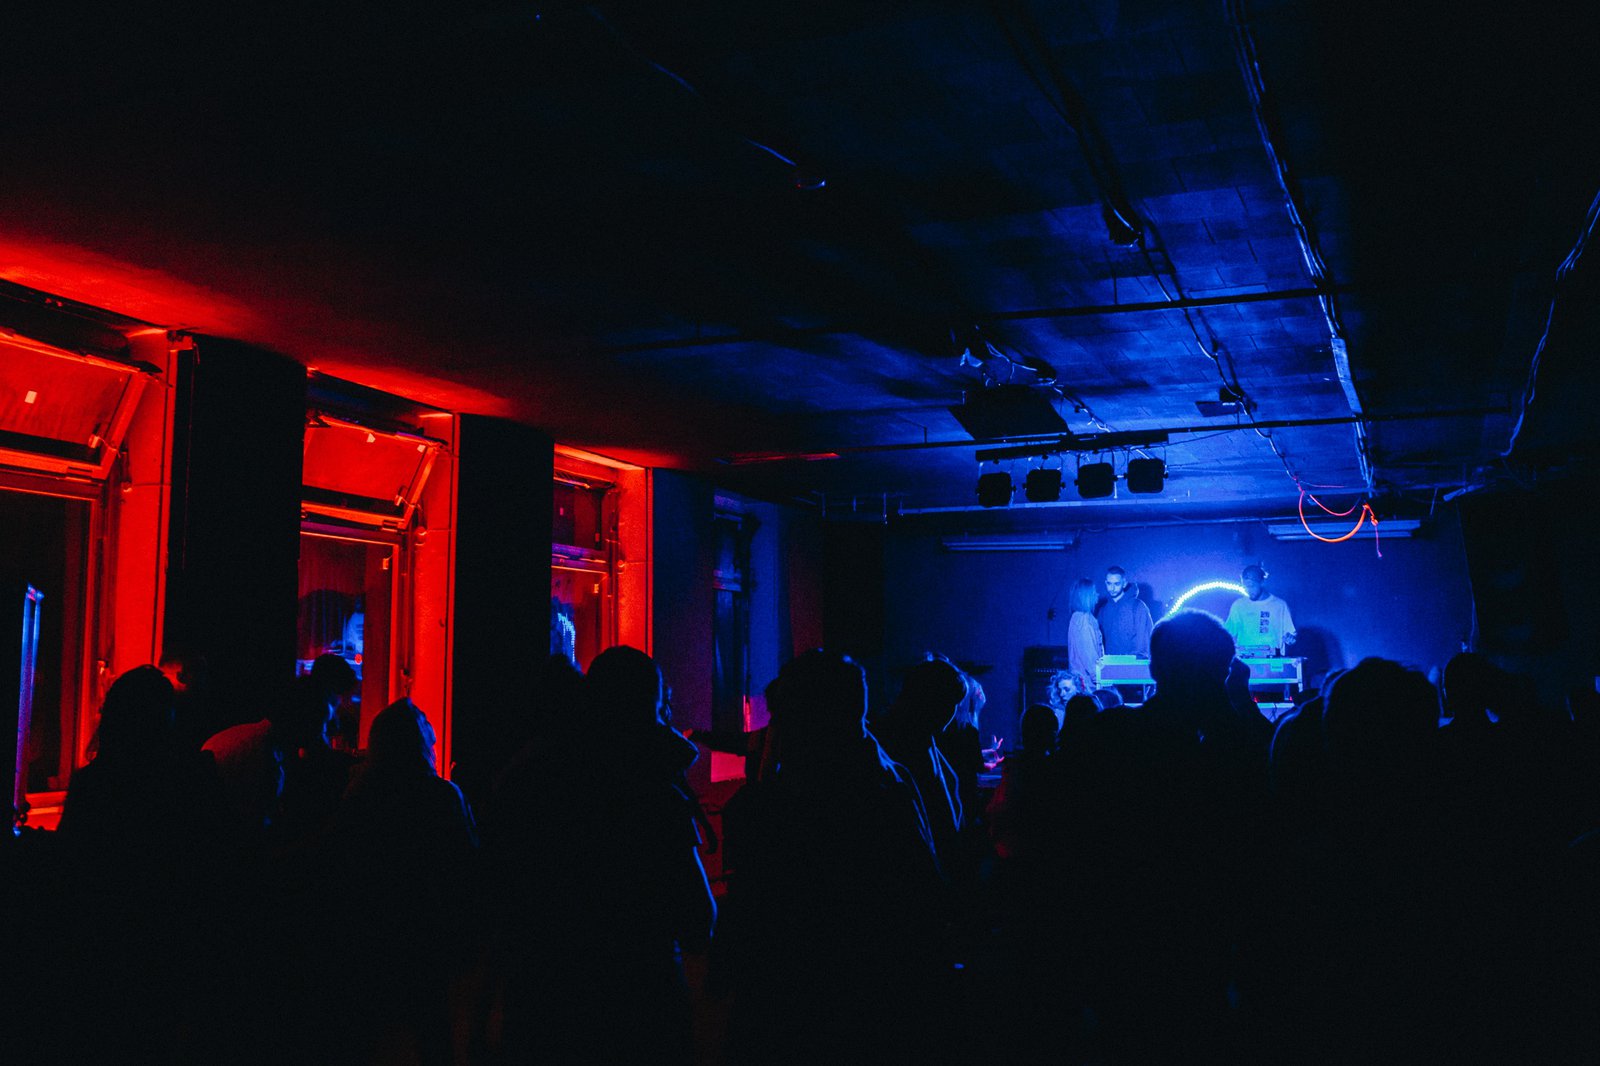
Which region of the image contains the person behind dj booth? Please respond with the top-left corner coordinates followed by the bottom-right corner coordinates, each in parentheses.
top-left (1096, 565), bottom-right (1153, 657)
top-left (1065, 577), bottom-right (1105, 692)
top-left (1225, 563), bottom-right (1297, 656)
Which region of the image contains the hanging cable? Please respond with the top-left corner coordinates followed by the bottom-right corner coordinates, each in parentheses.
top-left (1298, 489), bottom-right (1380, 553)
top-left (988, 0), bottom-right (1144, 245)
top-left (1225, 0), bottom-right (1374, 494)
top-left (580, 7), bottom-right (818, 186)
top-left (1500, 184), bottom-right (1600, 457)
top-left (988, 0), bottom-right (1369, 505)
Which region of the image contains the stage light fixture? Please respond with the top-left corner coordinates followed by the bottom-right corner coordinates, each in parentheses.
top-left (1024, 467), bottom-right (1062, 503)
top-left (976, 471), bottom-right (1013, 507)
top-left (1075, 461), bottom-right (1114, 498)
top-left (1126, 457), bottom-right (1165, 494)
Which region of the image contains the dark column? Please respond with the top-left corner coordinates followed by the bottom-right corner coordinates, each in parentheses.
top-left (450, 415), bottom-right (553, 803)
top-left (651, 470), bottom-right (715, 739)
top-left (822, 522), bottom-right (887, 709)
top-left (164, 338), bottom-right (306, 725)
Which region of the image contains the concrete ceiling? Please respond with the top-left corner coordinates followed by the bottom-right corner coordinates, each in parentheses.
top-left (4, 1), bottom-right (1597, 519)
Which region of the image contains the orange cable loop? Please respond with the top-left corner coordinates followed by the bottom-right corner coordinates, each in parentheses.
top-left (1298, 489), bottom-right (1375, 543)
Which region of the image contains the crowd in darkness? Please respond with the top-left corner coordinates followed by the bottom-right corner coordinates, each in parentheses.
top-left (4, 609), bottom-right (1600, 1064)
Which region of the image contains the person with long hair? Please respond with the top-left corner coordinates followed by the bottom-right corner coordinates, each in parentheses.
top-left (1066, 578), bottom-right (1105, 693)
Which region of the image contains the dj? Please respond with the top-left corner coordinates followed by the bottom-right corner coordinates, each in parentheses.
top-left (1225, 564), bottom-right (1297, 656)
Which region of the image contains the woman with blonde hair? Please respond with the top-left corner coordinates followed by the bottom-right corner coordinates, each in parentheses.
top-left (1066, 577), bottom-right (1105, 695)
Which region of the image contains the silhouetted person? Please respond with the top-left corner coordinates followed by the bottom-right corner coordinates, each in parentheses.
top-left (203, 670), bottom-right (346, 837)
top-left (508, 646), bottom-right (713, 1065)
top-left (1307, 658), bottom-right (1449, 1062)
top-left (987, 703), bottom-right (1060, 863)
top-left (986, 701), bottom-right (1072, 1063)
top-left (936, 664), bottom-right (987, 833)
top-left (725, 650), bottom-right (946, 1064)
top-left (278, 655), bottom-right (361, 844)
top-left (61, 666), bottom-right (205, 845)
top-left (878, 657), bottom-right (968, 867)
top-left (477, 653), bottom-right (587, 1062)
top-left (55, 666), bottom-right (233, 1061)
top-left (1081, 610), bottom-right (1269, 1063)
top-left (159, 645), bottom-right (215, 752)
top-left (1061, 692), bottom-right (1100, 734)
top-left (330, 698), bottom-right (477, 1066)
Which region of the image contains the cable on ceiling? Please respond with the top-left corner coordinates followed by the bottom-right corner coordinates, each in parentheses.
top-left (580, 7), bottom-right (819, 186)
top-left (988, 0), bottom-right (1144, 246)
top-left (1500, 184), bottom-right (1600, 457)
top-left (989, 1), bottom-right (1340, 495)
top-left (1225, 0), bottom-right (1374, 494)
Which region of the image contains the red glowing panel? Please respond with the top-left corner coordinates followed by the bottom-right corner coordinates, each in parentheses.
top-left (302, 414), bottom-right (441, 529)
top-left (0, 335), bottom-right (148, 478)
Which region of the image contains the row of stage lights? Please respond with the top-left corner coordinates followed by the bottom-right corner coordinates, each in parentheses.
top-left (976, 457), bottom-right (1165, 507)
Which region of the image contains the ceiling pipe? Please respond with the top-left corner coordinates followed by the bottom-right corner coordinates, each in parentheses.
top-left (595, 285), bottom-right (1334, 356)
top-left (719, 405), bottom-right (1510, 466)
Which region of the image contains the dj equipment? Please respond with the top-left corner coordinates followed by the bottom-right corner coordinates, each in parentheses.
top-left (1096, 654), bottom-right (1304, 688)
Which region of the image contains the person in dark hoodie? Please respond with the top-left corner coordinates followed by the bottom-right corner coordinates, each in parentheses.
top-left (1096, 566), bottom-right (1153, 657)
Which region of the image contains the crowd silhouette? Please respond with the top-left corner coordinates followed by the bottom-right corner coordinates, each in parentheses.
top-left (5, 609), bottom-right (1600, 1064)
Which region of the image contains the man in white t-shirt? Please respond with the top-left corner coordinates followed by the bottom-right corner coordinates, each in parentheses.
top-left (1225, 564), bottom-right (1297, 656)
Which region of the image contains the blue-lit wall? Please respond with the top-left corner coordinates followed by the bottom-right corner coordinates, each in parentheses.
top-left (881, 515), bottom-right (1474, 745)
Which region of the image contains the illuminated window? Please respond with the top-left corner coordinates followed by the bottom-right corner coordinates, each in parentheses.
top-left (1, 488), bottom-right (90, 802)
top-left (552, 474), bottom-right (615, 670)
top-left (296, 529), bottom-right (396, 749)
top-left (298, 377), bottom-right (447, 750)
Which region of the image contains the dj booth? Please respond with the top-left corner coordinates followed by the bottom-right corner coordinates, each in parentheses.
top-left (1095, 653), bottom-right (1304, 688)
top-left (1023, 646), bottom-right (1305, 720)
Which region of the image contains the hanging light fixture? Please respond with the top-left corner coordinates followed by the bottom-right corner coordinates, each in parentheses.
top-left (1126, 457), bottom-right (1165, 494)
top-left (976, 471), bottom-right (1014, 507)
top-left (1024, 466), bottom-right (1062, 503)
top-left (1075, 461), bottom-right (1114, 499)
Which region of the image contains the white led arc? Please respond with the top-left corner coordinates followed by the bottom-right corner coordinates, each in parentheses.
top-left (1163, 580), bottom-right (1247, 619)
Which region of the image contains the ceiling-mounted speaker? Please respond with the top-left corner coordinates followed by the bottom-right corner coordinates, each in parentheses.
top-left (976, 471), bottom-right (1013, 507)
top-left (1024, 468), bottom-right (1062, 503)
top-left (1076, 462), bottom-right (1114, 499)
top-left (948, 385), bottom-right (1070, 440)
top-left (1126, 457), bottom-right (1166, 494)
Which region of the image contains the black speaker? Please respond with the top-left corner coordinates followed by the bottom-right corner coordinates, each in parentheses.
top-left (1076, 462), bottom-right (1114, 498)
top-left (1126, 457), bottom-right (1165, 494)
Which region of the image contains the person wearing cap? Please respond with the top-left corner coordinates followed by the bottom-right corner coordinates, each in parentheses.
top-left (1224, 564), bottom-right (1297, 656)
